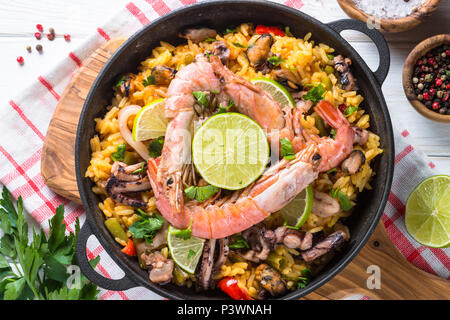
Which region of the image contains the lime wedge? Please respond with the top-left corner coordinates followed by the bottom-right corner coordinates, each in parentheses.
top-left (192, 112), bottom-right (269, 190)
top-left (251, 78), bottom-right (295, 108)
top-left (405, 175), bottom-right (450, 248)
top-left (279, 185), bottom-right (313, 228)
top-left (132, 99), bottom-right (168, 141)
top-left (167, 225), bottom-right (205, 274)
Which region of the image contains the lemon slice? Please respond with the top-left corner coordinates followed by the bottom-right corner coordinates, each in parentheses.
top-left (251, 78), bottom-right (295, 108)
top-left (167, 226), bottom-right (205, 274)
top-left (405, 175), bottom-right (450, 248)
top-left (279, 185), bottom-right (313, 228)
top-left (192, 112), bottom-right (269, 190)
top-left (132, 99), bottom-right (168, 141)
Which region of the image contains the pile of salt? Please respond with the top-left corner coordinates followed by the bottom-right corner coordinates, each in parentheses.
top-left (353, 0), bottom-right (426, 19)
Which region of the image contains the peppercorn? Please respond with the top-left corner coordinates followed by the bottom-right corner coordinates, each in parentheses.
top-left (423, 92), bottom-right (430, 101)
top-left (437, 91), bottom-right (444, 98)
top-left (424, 74), bottom-right (433, 82)
top-left (17, 56), bottom-right (24, 65)
top-left (412, 77), bottom-right (419, 84)
top-left (26, 45), bottom-right (31, 53)
top-left (417, 94), bottom-right (423, 101)
top-left (36, 24), bottom-right (43, 32)
top-left (36, 44), bottom-right (43, 52)
top-left (34, 32), bottom-right (42, 40)
top-left (49, 27), bottom-right (55, 34)
top-left (432, 102), bottom-right (439, 110)
top-left (64, 34), bottom-right (71, 41)
top-left (47, 33), bottom-right (55, 41)
top-left (418, 83), bottom-right (424, 90)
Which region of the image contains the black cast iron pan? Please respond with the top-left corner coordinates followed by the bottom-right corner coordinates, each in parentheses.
top-left (75, 0), bottom-right (394, 300)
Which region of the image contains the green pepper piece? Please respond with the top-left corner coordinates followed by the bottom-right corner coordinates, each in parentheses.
top-left (104, 218), bottom-right (128, 242)
top-left (311, 112), bottom-right (328, 137)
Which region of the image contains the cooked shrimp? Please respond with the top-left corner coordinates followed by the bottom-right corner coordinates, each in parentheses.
top-left (304, 100), bottom-right (355, 172)
top-left (148, 144), bottom-right (320, 239)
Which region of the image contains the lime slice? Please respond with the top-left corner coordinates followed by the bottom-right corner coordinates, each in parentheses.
top-left (167, 225), bottom-right (205, 274)
top-left (405, 175), bottom-right (450, 248)
top-left (251, 78), bottom-right (295, 108)
top-left (279, 185), bottom-right (313, 228)
top-left (132, 98), bottom-right (168, 141)
top-left (192, 112), bottom-right (269, 190)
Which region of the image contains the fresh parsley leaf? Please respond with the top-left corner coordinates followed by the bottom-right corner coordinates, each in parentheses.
top-left (302, 84), bottom-right (326, 104)
top-left (142, 75), bottom-right (156, 87)
top-left (111, 144), bottom-right (126, 162)
top-left (115, 76), bottom-right (125, 87)
top-left (327, 54), bottom-right (335, 60)
top-left (205, 37), bottom-right (216, 43)
top-left (148, 136), bottom-right (164, 158)
top-left (217, 100), bottom-right (234, 114)
top-left (132, 162), bottom-right (145, 174)
top-left (343, 105), bottom-right (358, 117)
top-left (173, 219), bottom-right (193, 240)
top-left (4, 277), bottom-right (26, 300)
top-left (128, 214), bottom-right (165, 243)
top-left (330, 128), bottom-right (336, 140)
top-left (337, 190), bottom-right (353, 211)
top-left (187, 249), bottom-right (196, 259)
top-left (224, 27), bottom-right (238, 35)
top-left (280, 137), bottom-right (295, 160)
top-left (228, 235), bottom-right (249, 249)
top-left (184, 185), bottom-right (219, 202)
top-left (327, 168), bottom-right (337, 174)
top-left (267, 56), bottom-right (285, 66)
top-left (232, 42), bottom-right (247, 48)
top-left (193, 91), bottom-right (209, 107)
top-left (297, 268), bottom-right (312, 289)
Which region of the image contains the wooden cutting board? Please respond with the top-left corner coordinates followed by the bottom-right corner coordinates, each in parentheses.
top-left (41, 39), bottom-right (449, 300)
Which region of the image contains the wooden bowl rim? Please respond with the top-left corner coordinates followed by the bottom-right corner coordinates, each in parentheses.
top-left (337, 0), bottom-right (441, 33)
top-left (402, 34), bottom-right (450, 123)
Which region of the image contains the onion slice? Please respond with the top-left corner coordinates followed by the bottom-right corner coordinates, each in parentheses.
top-left (118, 105), bottom-right (151, 161)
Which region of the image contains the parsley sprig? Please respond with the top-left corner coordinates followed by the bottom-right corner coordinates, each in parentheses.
top-left (0, 187), bottom-right (100, 300)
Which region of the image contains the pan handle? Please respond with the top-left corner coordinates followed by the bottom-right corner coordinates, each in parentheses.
top-left (327, 19), bottom-right (390, 86)
top-left (76, 222), bottom-right (137, 291)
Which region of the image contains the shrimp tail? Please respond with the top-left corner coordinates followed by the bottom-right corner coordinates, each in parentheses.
top-left (314, 100), bottom-right (348, 129)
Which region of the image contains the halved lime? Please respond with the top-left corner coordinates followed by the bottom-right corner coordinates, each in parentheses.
top-left (405, 175), bottom-right (450, 248)
top-left (192, 112), bottom-right (269, 190)
top-left (132, 98), bottom-right (168, 141)
top-left (279, 185), bottom-right (313, 228)
top-left (251, 78), bottom-right (295, 108)
top-left (167, 225), bottom-right (205, 274)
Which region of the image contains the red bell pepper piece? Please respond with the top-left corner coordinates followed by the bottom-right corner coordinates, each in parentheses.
top-left (255, 25), bottom-right (285, 36)
top-left (218, 277), bottom-right (253, 300)
top-left (121, 239), bottom-right (137, 256)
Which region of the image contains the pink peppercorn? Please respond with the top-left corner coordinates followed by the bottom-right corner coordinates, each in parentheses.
top-left (17, 56), bottom-right (24, 64)
top-left (423, 92), bottom-right (430, 101)
top-left (36, 24), bottom-right (43, 32)
top-left (432, 102), bottom-right (439, 110)
top-left (35, 32), bottom-right (42, 40)
top-left (64, 34), bottom-right (71, 41)
top-left (429, 88), bottom-right (436, 96)
top-left (436, 78), bottom-right (443, 86)
top-left (446, 84), bottom-right (450, 90)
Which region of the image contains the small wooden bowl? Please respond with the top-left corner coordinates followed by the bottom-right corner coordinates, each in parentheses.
top-left (337, 0), bottom-right (441, 33)
top-left (402, 34), bottom-right (450, 123)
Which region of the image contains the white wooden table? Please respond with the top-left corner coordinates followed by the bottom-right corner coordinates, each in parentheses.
top-left (1, 0), bottom-right (449, 171)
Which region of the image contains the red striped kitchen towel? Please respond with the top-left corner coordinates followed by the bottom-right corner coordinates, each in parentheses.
top-left (0, 0), bottom-right (448, 300)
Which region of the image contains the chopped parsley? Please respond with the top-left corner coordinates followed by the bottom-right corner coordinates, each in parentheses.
top-left (131, 162), bottom-right (145, 174)
top-left (297, 268), bottom-right (312, 289)
top-left (217, 100), bottom-right (234, 114)
top-left (326, 168), bottom-right (337, 174)
top-left (232, 42), bottom-right (247, 48)
top-left (173, 220), bottom-right (192, 240)
top-left (302, 84), bottom-right (326, 104)
top-left (224, 27), bottom-right (238, 35)
top-left (111, 144), bottom-right (126, 162)
top-left (187, 249), bottom-right (196, 259)
top-left (330, 129), bottom-right (336, 140)
top-left (115, 76), bottom-right (125, 87)
top-left (128, 214), bottom-right (165, 243)
top-left (193, 91), bottom-right (209, 107)
top-left (142, 75), bottom-right (156, 87)
top-left (148, 136), bottom-right (164, 158)
top-left (229, 235), bottom-right (250, 249)
top-left (331, 187), bottom-right (353, 211)
top-left (267, 56), bottom-right (285, 66)
top-left (327, 54), bottom-right (335, 60)
top-left (205, 37), bottom-right (216, 43)
top-left (280, 137), bottom-right (295, 160)
top-left (343, 105), bottom-right (358, 117)
top-left (184, 185), bottom-right (219, 202)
